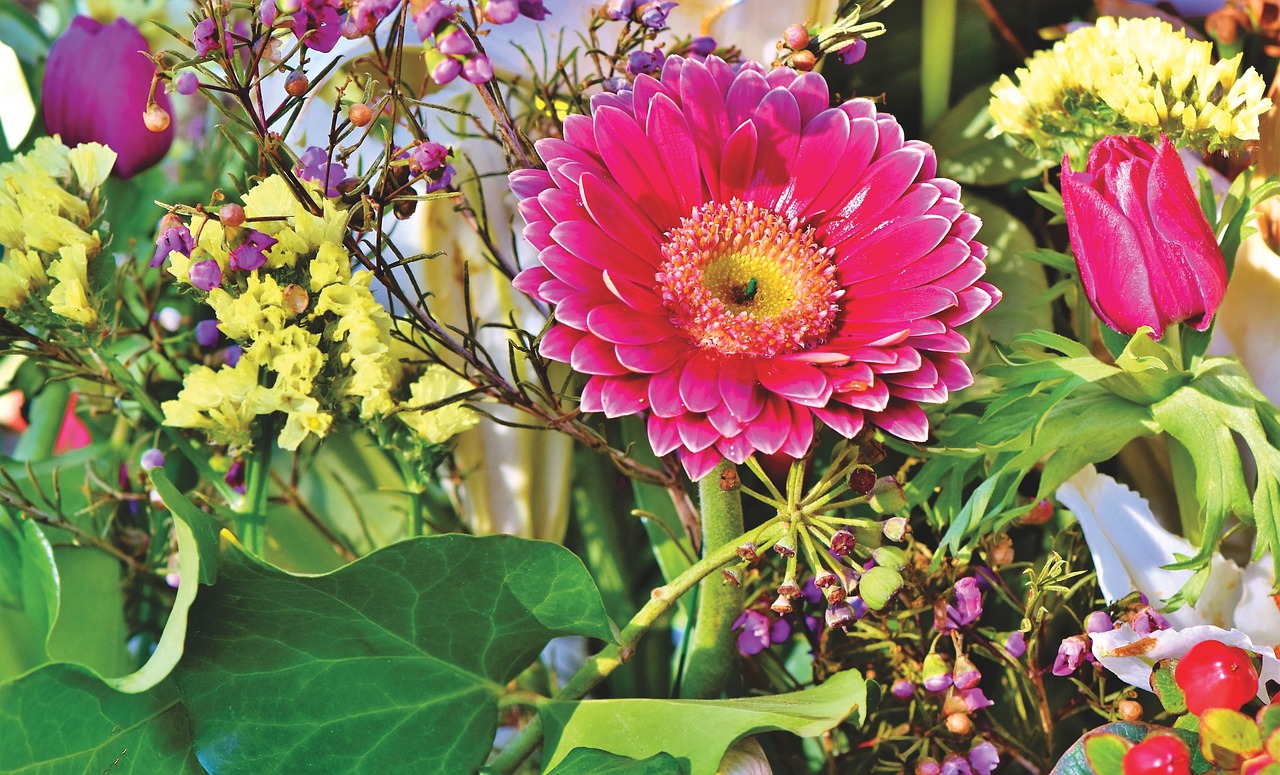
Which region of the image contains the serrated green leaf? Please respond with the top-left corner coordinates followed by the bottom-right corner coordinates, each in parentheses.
top-left (174, 535), bottom-right (612, 775)
top-left (540, 670), bottom-right (868, 775)
top-left (0, 507), bottom-right (57, 681)
top-left (0, 663), bottom-right (205, 774)
top-left (546, 748), bottom-right (686, 775)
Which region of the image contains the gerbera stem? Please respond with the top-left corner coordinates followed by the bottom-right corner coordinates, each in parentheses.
top-left (678, 460), bottom-right (745, 699)
top-left (921, 0), bottom-right (957, 131)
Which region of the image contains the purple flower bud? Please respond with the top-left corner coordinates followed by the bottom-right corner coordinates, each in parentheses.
top-left (414, 0), bottom-right (456, 39)
top-left (637, 0), bottom-right (677, 29)
top-left (953, 654), bottom-right (981, 690)
top-left (915, 759), bottom-right (941, 775)
top-left (941, 754), bottom-right (973, 775)
top-left (431, 55), bottom-right (462, 84)
top-left (1052, 635), bottom-right (1089, 677)
top-left (829, 529), bottom-right (856, 556)
top-left (953, 576), bottom-right (983, 626)
top-left (848, 595), bottom-right (868, 619)
top-left (461, 53), bottom-right (494, 83)
top-left (690, 36), bottom-right (716, 56)
top-left (140, 448), bottom-right (165, 470)
top-left (602, 76), bottom-right (631, 93)
top-left (295, 145), bottom-right (347, 197)
top-left (260, 0), bottom-right (278, 26)
top-left (224, 344), bottom-right (243, 367)
top-left (411, 141), bottom-right (449, 173)
top-left (968, 741), bottom-right (1000, 775)
top-left (229, 230), bottom-right (277, 272)
top-left (626, 48), bottom-right (663, 77)
top-left (957, 686), bottom-right (994, 712)
top-left (225, 458), bottom-right (246, 490)
top-left (193, 17), bottom-right (224, 58)
top-left (1084, 611), bottom-right (1114, 635)
top-left (518, 0), bottom-right (549, 19)
top-left (484, 0), bottom-right (520, 24)
top-left (922, 652), bottom-right (952, 693)
top-left (1131, 605), bottom-right (1170, 636)
top-left (175, 71), bottom-right (199, 95)
top-left (890, 679), bottom-right (914, 699)
top-left (43, 16), bottom-right (174, 179)
top-left (437, 29), bottom-right (475, 55)
top-left (195, 319), bottom-right (221, 347)
top-left (1004, 630), bottom-right (1026, 659)
top-left (152, 224), bottom-right (194, 268)
top-left (604, 0), bottom-right (634, 20)
top-left (838, 38), bottom-right (867, 65)
top-left (189, 259), bottom-right (223, 291)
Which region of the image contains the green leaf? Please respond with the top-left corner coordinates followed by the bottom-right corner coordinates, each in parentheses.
top-left (546, 748), bottom-right (686, 775)
top-left (174, 535), bottom-right (612, 775)
top-left (1055, 722), bottom-right (1208, 775)
top-left (1200, 708), bottom-right (1262, 769)
top-left (0, 663), bottom-right (205, 774)
top-left (1258, 704), bottom-right (1280, 742)
top-left (1082, 731), bottom-right (1131, 773)
top-left (0, 507), bottom-right (57, 682)
top-left (43, 549), bottom-right (131, 678)
top-left (0, 0), bottom-right (50, 65)
top-left (1151, 661), bottom-right (1187, 715)
top-left (926, 82), bottom-right (1053, 185)
top-left (539, 669), bottom-right (868, 775)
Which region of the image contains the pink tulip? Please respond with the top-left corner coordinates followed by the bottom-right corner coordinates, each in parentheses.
top-left (42, 16), bottom-right (173, 179)
top-left (1061, 134), bottom-right (1227, 339)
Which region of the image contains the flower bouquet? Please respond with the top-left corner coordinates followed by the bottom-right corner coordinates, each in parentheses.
top-left (0, 0), bottom-right (1277, 772)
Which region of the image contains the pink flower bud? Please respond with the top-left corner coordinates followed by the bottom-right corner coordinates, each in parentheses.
top-left (1061, 134), bottom-right (1228, 339)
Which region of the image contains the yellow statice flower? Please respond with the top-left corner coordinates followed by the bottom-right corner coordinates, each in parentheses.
top-left (0, 250), bottom-right (49, 308)
top-left (206, 273), bottom-right (291, 340)
top-left (241, 175), bottom-right (349, 269)
top-left (45, 243), bottom-right (96, 325)
top-left (267, 390), bottom-right (334, 451)
top-left (244, 326), bottom-right (324, 396)
top-left (397, 366), bottom-right (478, 444)
top-left (312, 272), bottom-right (400, 419)
top-left (161, 359), bottom-right (264, 450)
top-left (989, 16), bottom-right (1273, 163)
top-left (66, 142), bottom-right (116, 196)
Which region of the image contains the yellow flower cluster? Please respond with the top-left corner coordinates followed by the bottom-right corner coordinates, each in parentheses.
top-left (0, 138), bottom-right (116, 326)
top-left (161, 175), bottom-right (476, 451)
top-left (989, 17), bottom-right (1273, 163)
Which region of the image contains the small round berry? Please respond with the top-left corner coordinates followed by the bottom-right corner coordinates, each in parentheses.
top-left (140, 448), bottom-right (165, 471)
top-left (1022, 499), bottom-right (1055, 525)
top-left (285, 70), bottom-right (309, 96)
top-left (143, 105), bottom-right (171, 132)
top-left (1121, 735), bottom-right (1191, 775)
top-left (195, 319), bottom-right (221, 348)
top-left (175, 71), bottom-right (199, 95)
top-left (219, 203), bottom-right (246, 228)
top-left (791, 49), bottom-right (817, 72)
top-left (348, 102), bottom-right (373, 127)
top-left (1174, 640), bottom-right (1259, 716)
top-left (1118, 699), bottom-right (1143, 721)
top-left (783, 24), bottom-right (810, 50)
top-left (945, 712), bottom-right (972, 736)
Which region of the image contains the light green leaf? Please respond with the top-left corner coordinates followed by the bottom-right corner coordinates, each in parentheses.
top-left (1082, 731), bottom-right (1131, 773)
top-left (1201, 708), bottom-right (1263, 769)
top-left (0, 663), bottom-right (205, 774)
top-left (174, 535), bottom-right (612, 775)
top-left (927, 83), bottom-right (1053, 185)
top-left (539, 669), bottom-right (869, 775)
top-left (546, 748), bottom-right (686, 775)
top-left (0, 508), bottom-right (57, 682)
top-left (43, 549), bottom-right (131, 678)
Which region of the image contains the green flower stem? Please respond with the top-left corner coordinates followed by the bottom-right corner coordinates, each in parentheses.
top-left (12, 380), bottom-right (70, 462)
top-left (238, 437), bottom-right (273, 556)
top-left (921, 0), bottom-right (958, 131)
top-left (94, 350), bottom-right (241, 507)
top-left (488, 517), bottom-right (785, 775)
top-left (679, 461), bottom-right (746, 699)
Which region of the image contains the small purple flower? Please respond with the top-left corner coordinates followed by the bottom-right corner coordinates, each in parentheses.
top-left (922, 652), bottom-right (952, 693)
top-left (1004, 630), bottom-right (1026, 659)
top-left (140, 448), bottom-right (165, 470)
top-left (825, 601), bottom-right (855, 630)
top-left (195, 319), bottom-right (221, 347)
top-left (152, 224), bottom-right (194, 268)
top-left (431, 56), bottom-right (462, 84)
top-left (1052, 635), bottom-right (1089, 677)
top-left (690, 36), bottom-right (716, 56)
top-left (437, 29), bottom-right (474, 55)
top-left (848, 595), bottom-right (868, 620)
top-left (602, 76), bottom-right (631, 93)
top-left (604, 0), bottom-right (634, 20)
top-left (955, 577), bottom-right (982, 620)
top-left (1084, 611), bottom-right (1114, 635)
top-left (838, 38), bottom-right (867, 65)
top-left (626, 48), bottom-right (664, 77)
top-left (157, 307), bottom-right (182, 331)
top-left (915, 759), bottom-right (941, 775)
top-left (732, 610), bottom-right (790, 656)
top-left (193, 17), bottom-right (223, 57)
top-left (175, 71), bottom-right (199, 95)
top-left (637, 0), bottom-right (677, 29)
top-left (800, 577), bottom-right (823, 605)
top-left (484, 0), bottom-right (519, 24)
top-left (189, 259), bottom-right (223, 291)
top-left (890, 679), bottom-right (914, 699)
top-left (461, 54), bottom-right (494, 84)
top-left (968, 741), bottom-right (1000, 775)
top-left (411, 140), bottom-right (449, 172)
top-left (940, 754), bottom-right (973, 775)
top-left (229, 230), bottom-right (277, 272)
top-left (225, 458), bottom-right (246, 492)
top-left (1131, 605), bottom-right (1170, 636)
top-left (343, 0), bottom-right (400, 37)
top-left (952, 654), bottom-right (981, 690)
top-left (957, 686), bottom-right (993, 712)
top-left (224, 344), bottom-right (243, 367)
top-left (295, 145), bottom-right (347, 197)
top-left (423, 163), bottom-right (456, 194)
top-left (290, 0), bottom-right (342, 52)
top-left (260, 0), bottom-right (278, 27)
top-left (518, 0), bottom-right (549, 19)
top-left (414, 0), bottom-right (456, 39)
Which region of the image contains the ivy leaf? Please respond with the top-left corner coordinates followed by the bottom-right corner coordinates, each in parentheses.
top-left (0, 507), bottom-right (57, 682)
top-left (539, 669), bottom-right (869, 774)
top-left (546, 748), bottom-right (686, 775)
top-left (174, 535), bottom-right (612, 775)
top-left (0, 664), bottom-right (204, 774)
top-left (1082, 731), bottom-right (1131, 773)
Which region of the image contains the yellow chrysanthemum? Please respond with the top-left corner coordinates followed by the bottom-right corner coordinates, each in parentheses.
top-left (397, 366), bottom-right (478, 445)
top-left (989, 16), bottom-right (1273, 162)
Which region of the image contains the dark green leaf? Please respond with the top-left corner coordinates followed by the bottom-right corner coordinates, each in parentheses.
top-left (0, 508), bottom-right (57, 681)
top-left (175, 535), bottom-right (612, 775)
top-left (546, 748), bottom-right (686, 775)
top-left (1151, 660), bottom-right (1187, 715)
top-left (927, 83), bottom-right (1052, 185)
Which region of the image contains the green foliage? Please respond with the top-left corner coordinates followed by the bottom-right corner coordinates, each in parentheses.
top-left (539, 670), bottom-right (870, 774)
top-left (1200, 708), bottom-right (1263, 769)
top-left (1151, 661), bottom-right (1187, 715)
top-left (1082, 731), bottom-right (1129, 773)
top-left (546, 748), bottom-right (685, 775)
top-left (173, 535), bottom-right (612, 774)
top-left (927, 83), bottom-right (1053, 185)
top-left (0, 508), bottom-right (57, 681)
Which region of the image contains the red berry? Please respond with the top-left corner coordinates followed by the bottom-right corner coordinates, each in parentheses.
top-left (1174, 640), bottom-right (1259, 716)
top-left (1122, 735), bottom-right (1192, 775)
top-left (284, 70), bottom-right (309, 96)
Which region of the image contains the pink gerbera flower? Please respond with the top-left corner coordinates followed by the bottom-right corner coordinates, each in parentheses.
top-left (511, 56), bottom-right (999, 480)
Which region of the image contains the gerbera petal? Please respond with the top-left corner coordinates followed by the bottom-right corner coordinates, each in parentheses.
top-left (707, 403), bottom-right (744, 437)
top-left (940, 285), bottom-right (997, 327)
top-left (648, 413), bottom-right (682, 456)
top-left (572, 335), bottom-right (630, 375)
top-left (841, 98), bottom-right (878, 121)
top-left (678, 414), bottom-right (721, 452)
top-left (601, 375), bottom-right (651, 417)
top-left (510, 169), bottom-right (554, 199)
top-left (812, 404), bottom-right (865, 438)
top-left (836, 215), bottom-right (953, 286)
top-left (840, 380), bottom-right (890, 411)
top-left (780, 407), bottom-right (814, 457)
top-left (680, 447), bottom-right (724, 481)
top-left (789, 72), bottom-right (830, 125)
top-left (935, 354), bottom-right (974, 391)
top-left (649, 367), bottom-right (686, 418)
top-left (562, 114), bottom-right (599, 156)
top-left (873, 401), bottom-right (930, 442)
top-left (551, 222), bottom-right (655, 281)
top-left (719, 121), bottom-right (759, 202)
top-left (512, 265), bottom-right (552, 297)
top-left (803, 117), bottom-right (880, 218)
top-left (725, 67), bottom-right (768, 129)
top-left (822, 146), bottom-right (929, 240)
top-left (579, 172), bottom-right (662, 252)
top-left (758, 361), bottom-right (833, 407)
top-left (586, 304), bottom-right (676, 345)
top-left (744, 397), bottom-right (790, 455)
top-left (679, 353), bottom-right (723, 413)
top-left (679, 58), bottom-right (729, 195)
top-left (848, 286), bottom-right (959, 322)
top-left (539, 324), bottom-right (584, 362)
top-left (632, 73), bottom-right (673, 129)
top-left (719, 364), bottom-right (765, 422)
top-left (647, 93), bottom-right (707, 216)
top-left (779, 108), bottom-right (850, 218)
top-left (909, 329), bottom-right (972, 353)
top-left (593, 105), bottom-right (683, 228)
top-left (716, 433), bottom-right (753, 465)
top-left (884, 357), bottom-right (939, 389)
top-left (615, 339), bottom-right (688, 373)
top-left (748, 87), bottom-right (801, 208)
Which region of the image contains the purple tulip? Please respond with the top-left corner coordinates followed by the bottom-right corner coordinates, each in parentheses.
top-left (1062, 134), bottom-right (1227, 339)
top-left (42, 16), bottom-right (173, 179)
top-left (1052, 635), bottom-right (1089, 677)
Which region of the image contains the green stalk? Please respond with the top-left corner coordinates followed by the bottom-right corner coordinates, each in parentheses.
top-left (678, 460), bottom-right (745, 699)
top-left (238, 437), bottom-right (273, 556)
top-left (921, 0), bottom-right (958, 131)
top-left (487, 518), bottom-right (785, 774)
top-left (12, 380), bottom-right (70, 462)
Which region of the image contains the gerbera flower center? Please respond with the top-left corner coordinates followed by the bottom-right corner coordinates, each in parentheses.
top-left (656, 199), bottom-right (841, 358)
